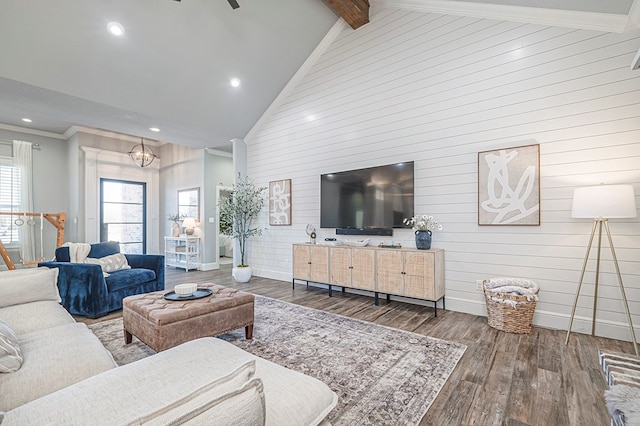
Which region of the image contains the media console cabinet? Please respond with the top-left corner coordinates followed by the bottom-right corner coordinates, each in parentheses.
top-left (292, 243), bottom-right (445, 316)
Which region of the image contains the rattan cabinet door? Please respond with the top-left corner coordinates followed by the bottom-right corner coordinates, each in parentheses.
top-left (330, 247), bottom-right (351, 286)
top-left (376, 249), bottom-right (404, 294)
top-left (292, 244), bottom-right (311, 280)
top-left (403, 251), bottom-right (435, 300)
top-left (350, 248), bottom-right (375, 291)
top-left (309, 245), bottom-right (329, 283)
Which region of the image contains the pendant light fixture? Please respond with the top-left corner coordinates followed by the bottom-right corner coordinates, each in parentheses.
top-left (128, 138), bottom-right (158, 168)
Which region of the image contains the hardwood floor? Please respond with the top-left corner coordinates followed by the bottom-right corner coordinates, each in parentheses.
top-left (96, 266), bottom-right (632, 425)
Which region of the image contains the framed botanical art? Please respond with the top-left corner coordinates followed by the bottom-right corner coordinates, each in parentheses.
top-left (269, 179), bottom-right (292, 226)
top-left (478, 143), bottom-right (540, 226)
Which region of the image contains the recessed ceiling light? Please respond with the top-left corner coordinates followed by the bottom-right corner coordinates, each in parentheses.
top-left (230, 78), bottom-right (241, 88)
top-left (149, 127), bottom-right (160, 132)
top-left (21, 118), bottom-right (32, 123)
top-left (107, 22), bottom-right (125, 36)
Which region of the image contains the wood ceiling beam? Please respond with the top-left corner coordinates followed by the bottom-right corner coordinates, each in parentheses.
top-left (324, 0), bottom-right (370, 30)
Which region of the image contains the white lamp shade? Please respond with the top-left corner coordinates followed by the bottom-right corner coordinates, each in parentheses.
top-left (571, 185), bottom-right (637, 218)
top-left (182, 218), bottom-right (197, 229)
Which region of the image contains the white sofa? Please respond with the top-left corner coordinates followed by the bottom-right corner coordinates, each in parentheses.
top-left (0, 268), bottom-right (337, 425)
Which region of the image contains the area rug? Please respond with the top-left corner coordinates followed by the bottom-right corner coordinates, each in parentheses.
top-left (89, 296), bottom-right (466, 425)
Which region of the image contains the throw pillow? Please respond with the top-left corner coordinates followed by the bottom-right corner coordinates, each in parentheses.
top-left (0, 320), bottom-right (23, 373)
top-left (0, 267), bottom-right (61, 308)
top-left (85, 253), bottom-right (131, 273)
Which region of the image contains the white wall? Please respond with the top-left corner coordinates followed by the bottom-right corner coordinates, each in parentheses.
top-left (159, 143), bottom-right (204, 262)
top-left (80, 144), bottom-right (161, 254)
top-left (245, 9), bottom-right (640, 342)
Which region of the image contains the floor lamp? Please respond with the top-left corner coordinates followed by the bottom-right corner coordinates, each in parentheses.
top-left (565, 184), bottom-right (638, 356)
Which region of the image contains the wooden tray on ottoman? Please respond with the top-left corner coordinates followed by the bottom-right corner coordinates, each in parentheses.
top-left (122, 283), bottom-right (254, 352)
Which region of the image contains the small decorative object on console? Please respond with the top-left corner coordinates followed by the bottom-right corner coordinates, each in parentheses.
top-left (168, 213), bottom-right (183, 237)
top-left (306, 224), bottom-right (316, 244)
top-left (343, 238), bottom-right (370, 247)
top-left (404, 214), bottom-right (442, 250)
top-left (182, 218), bottom-right (197, 236)
top-left (378, 242), bottom-right (402, 248)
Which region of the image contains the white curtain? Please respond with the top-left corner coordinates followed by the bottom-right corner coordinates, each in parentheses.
top-left (13, 140), bottom-right (35, 263)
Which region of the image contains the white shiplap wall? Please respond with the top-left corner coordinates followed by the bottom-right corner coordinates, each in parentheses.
top-left (245, 8), bottom-right (640, 342)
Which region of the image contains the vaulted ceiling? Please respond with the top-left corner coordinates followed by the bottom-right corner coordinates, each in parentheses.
top-left (0, 0), bottom-right (637, 150)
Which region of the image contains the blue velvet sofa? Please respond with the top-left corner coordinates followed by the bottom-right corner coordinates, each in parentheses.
top-left (39, 241), bottom-right (164, 318)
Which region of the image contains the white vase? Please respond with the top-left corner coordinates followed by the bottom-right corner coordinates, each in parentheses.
top-left (232, 266), bottom-right (252, 283)
top-left (171, 222), bottom-right (181, 237)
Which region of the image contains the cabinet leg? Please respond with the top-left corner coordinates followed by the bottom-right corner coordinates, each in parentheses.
top-left (329, 284), bottom-right (332, 297)
top-left (434, 300), bottom-right (437, 317)
top-left (341, 287), bottom-right (345, 294)
top-left (374, 292), bottom-right (379, 306)
top-left (386, 294), bottom-right (391, 304)
top-left (443, 296), bottom-right (446, 310)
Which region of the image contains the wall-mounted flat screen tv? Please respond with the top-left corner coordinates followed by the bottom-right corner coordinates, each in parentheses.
top-left (320, 161), bottom-right (414, 231)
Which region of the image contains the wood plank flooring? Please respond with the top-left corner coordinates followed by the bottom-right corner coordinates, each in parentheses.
top-left (88, 265), bottom-right (633, 425)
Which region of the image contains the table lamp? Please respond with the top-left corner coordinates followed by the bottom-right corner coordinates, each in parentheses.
top-left (182, 218), bottom-right (197, 235)
top-left (566, 184), bottom-right (638, 355)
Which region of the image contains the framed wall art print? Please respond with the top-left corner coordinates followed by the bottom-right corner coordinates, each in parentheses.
top-left (478, 143), bottom-right (540, 226)
top-left (269, 179), bottom-right (292, 226)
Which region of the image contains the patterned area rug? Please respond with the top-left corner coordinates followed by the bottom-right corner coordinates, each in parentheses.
top-left (89, 296), bottom-right (466, 425)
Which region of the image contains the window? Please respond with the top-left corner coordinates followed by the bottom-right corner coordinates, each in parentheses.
top-left (100, 179), bottom-right (147, 254)
top-left (0, 160), bottom-right (21, 244)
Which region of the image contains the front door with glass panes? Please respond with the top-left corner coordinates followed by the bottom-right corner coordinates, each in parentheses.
top-left (100, 179), bottom-right (146, 254)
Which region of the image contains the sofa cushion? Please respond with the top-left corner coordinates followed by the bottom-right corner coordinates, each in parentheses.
top-left (105, 268), bottom-right (156, 292)
top-left (55, 241), bottom-right (121, 262)
top-left (85, 253), bottom-right (131, 273)
top-left (0, 301), bottom-right (75, 335)
top-left (0, 320), bottom-right (23, 373)
top-left (0, 268), bottom-right (60, 308)
top-left (2, 340), bottom-right (264, 425)
top-left (128, 360), bottom-right (265, 425)
top-left (140, 378), bottom-right (265, 426)
top-left (0, 323), bottom-right (116, 412)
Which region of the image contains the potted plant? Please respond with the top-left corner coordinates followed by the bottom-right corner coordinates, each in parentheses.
top-left (218, 175), bottom-right (266, 282)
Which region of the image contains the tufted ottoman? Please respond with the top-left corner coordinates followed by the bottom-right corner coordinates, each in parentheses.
top-left (122, 283), bottom-right (254, 352)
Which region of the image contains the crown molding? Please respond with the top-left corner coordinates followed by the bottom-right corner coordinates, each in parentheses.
top-left (374, 0), bottom-right (636, 33)
top-left (205, 148), bottom-right (233, 158)
top-left (0, 123), bottom-right (66, 139)
top-left (65, 126), bottom-right (163, 146)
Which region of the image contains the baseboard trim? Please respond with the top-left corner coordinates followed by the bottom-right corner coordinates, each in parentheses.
top-left (199, 262), bottom-right (218, 271)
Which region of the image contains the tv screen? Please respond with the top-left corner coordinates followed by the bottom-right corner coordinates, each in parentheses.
top-left (320, 162), bottom-right (414, 230)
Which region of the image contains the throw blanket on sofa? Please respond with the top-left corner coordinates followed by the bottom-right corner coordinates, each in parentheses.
top-left (59, 243), bottom-right (91, 263)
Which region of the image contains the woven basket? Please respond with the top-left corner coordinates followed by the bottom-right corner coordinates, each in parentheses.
top-left (483, 280), bottom-right (538, 334)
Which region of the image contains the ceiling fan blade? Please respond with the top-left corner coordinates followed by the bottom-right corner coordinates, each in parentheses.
top-left (228, 0), bottom-right (239, 9)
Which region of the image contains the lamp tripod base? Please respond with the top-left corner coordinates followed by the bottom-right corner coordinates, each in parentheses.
top-left (565, 219), bottom-right (638, 356)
